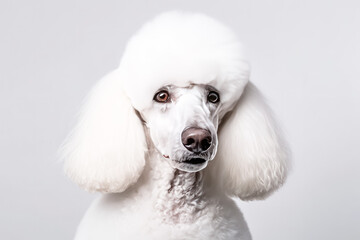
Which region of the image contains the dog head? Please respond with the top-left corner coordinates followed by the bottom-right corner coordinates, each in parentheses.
top-left (61, 12), bottom-right (289, 200)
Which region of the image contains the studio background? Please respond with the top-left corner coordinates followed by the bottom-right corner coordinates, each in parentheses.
top-left (1, 0), bottom-right (359, 239)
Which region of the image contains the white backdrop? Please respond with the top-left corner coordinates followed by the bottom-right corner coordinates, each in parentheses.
top-left (1, 1), bottom-right (359, 239)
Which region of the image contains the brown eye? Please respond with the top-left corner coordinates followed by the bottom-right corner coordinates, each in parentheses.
top-left (154, 90), bottom-right (170, 103)
top-left (208, 91), bottom-right (220, 103)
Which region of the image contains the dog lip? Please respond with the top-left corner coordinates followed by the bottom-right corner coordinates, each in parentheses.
top-left (183, 158), bottom-right (206, 165)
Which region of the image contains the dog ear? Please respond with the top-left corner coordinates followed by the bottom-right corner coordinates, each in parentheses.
top-left (61, 70), bottom-right (147, 193)
top-left (210, 82), bottom-right (290, 200)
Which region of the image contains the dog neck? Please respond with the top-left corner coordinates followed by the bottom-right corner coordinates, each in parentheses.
top-left (146, 149), bottom-right (208, 224)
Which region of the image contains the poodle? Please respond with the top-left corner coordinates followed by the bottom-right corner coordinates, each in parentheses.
top-left (61, 11), bottom-right (289, 240)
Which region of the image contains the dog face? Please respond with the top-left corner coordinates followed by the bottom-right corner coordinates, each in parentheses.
top-left (140, 84), bottom-right (221, 172)
top-left (119, 12), bottom-right (250, 173)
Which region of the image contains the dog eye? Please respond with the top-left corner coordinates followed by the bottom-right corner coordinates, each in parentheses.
top-left (154, 90), bottom-right (170, 103)
top-left (208, 91), bottom-right (220, 103)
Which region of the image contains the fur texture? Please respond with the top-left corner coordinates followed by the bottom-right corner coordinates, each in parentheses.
top-left (61, 11), bottom-right (290, 240)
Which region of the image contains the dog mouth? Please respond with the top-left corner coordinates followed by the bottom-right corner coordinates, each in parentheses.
top-left (175, 157), bottom-right (208, 173)
top-left (164, 155), bottom-right (207, 165)
top-left (165, 156), bottom-right (208, 172)
top-left (183, 158), bottom-right (206, 165)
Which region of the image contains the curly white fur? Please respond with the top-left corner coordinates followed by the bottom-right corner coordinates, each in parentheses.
top-left (61, 11), bottom-right (290, 240)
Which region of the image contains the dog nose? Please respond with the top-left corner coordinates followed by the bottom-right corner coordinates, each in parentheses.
top-left (181, 128), bottom-right (212, 153)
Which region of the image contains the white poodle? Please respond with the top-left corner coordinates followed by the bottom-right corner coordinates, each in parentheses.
top-left (62, 11), bottom-right (289, 240)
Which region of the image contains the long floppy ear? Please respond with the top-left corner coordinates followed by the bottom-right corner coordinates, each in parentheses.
top-left (211, 82), bottom-right (290, 200)
top-left (61, 70), bottom-right (147, 193)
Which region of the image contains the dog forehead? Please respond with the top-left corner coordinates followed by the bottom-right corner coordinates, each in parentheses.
top-left (120, 11), bottom-right (250, 110)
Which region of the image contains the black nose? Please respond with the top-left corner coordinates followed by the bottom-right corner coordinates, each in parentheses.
top-left (181, 128), bottom-right (212, 153)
